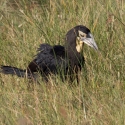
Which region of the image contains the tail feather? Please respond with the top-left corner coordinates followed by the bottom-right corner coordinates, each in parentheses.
top-left (0, 66), bottom-right (33, 78)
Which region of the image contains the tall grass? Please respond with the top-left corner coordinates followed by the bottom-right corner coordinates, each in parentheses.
top-left (0, 0), bottom-right (125, 124)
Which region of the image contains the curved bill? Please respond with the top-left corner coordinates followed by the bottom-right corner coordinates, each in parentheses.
top-left (81, 33), bottom-right (98, 50)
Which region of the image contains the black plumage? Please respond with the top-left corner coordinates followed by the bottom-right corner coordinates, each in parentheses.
top-left (0, 25), bottom-right (98, 82)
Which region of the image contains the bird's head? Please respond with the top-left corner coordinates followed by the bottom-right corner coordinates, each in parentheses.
top-left (66, 25), bottom-right (98, 53)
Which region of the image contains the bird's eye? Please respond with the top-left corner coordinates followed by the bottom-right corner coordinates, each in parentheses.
top-left (78, 31), bottom-right (86, 38)
top-left (80, 34), bottom-right (85, 37)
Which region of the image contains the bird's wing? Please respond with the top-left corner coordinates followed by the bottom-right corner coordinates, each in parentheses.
top-left (27, 44), bottom-right (67, 74)
top-left (27, 44), bottom-right (52, 73)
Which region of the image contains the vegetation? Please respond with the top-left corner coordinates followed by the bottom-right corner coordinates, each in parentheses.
top-left (0, 0), bottom-right (125, 124)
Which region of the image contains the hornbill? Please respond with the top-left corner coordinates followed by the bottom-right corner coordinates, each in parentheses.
top-left (0, 25), bottom-right (98, 82)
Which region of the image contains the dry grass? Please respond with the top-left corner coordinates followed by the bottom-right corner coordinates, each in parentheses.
top-left (0, 0), bottom-right (125, 124)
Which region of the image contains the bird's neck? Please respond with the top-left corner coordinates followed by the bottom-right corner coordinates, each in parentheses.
top-left (65, 42), bottom-right (83, 61)
top-left (65, 39), bottom-right (83, 56)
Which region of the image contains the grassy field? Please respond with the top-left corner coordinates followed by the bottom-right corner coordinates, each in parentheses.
top-left (0, 0), bottom-right (125, 124)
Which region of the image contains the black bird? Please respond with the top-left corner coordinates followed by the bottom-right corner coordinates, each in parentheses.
top-left (0, 25), bottom-right (98, 82)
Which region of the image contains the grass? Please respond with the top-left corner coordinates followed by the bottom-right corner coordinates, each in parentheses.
top-left (0, 0), bottom-right (125, 124)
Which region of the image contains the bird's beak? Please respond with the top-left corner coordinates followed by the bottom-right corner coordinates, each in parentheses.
top-left (81, 33), bottom-right (98, 50)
